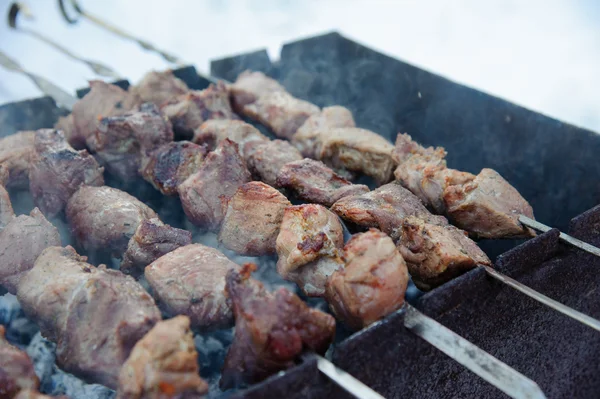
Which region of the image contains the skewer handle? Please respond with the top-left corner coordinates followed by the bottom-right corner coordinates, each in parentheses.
top-left (313, 355), bottom-right (386, 399)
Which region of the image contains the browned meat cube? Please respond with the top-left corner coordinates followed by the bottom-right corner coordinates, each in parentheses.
top-left (293, 106), bottom-right (356, 158)
top-left (140, 141), bottom-right (206, 196)
top-left (193, 119), bottom-right (268, 153)
top-left (161, 82), bottom-right (238, 139)
top-left (243, 140), bottom-right (302, 187)
top-left (221, 264), bottom-right (335, 389)
top-left (145, 244), bottom-right (240, 330)
top-left (276, 204), bottom-right (344, 297)
top-left (87, 103), bottom-right (174, 182)
top-left (397, 216), bottom-right (491, 290)
top-left (0, 208), bottom-right (60, 294)
top-left (120, 218), bottom-right (192, 276)
top-left (178, 139), bottom-right (251, 230)
top-left (17, 246), bottom-right (161, 389)
top-left (326, 229), bottom-right (409, 330)
top-left (391, 132), bottom-right (430, 164)
top-left (0, 167), bottom-right (14, 230)
top-left (130, 70), bottom-right (189, 106)
top-left (66, 186), bottom-right (158, 257)
top-left (229, 70), bottom-right (286, 110)
top-left (219, 182), bottom-right (291, 256)
top-left (277, 158), bottom-right (369, 207)
top-left (29, 129), bottom-right (105, 218)
top-left (0, 325), bottom-right (39, 398)
top-left (331, 182), bottom-right (447, 241)
top-left (54, 114), bottom-right (76, 150)
top-left (444, 168), bottom-right (536, 239)
top-left (117, 316), bottom-right (208, 399)
top-left (0, 130), bottom-right (35, 189)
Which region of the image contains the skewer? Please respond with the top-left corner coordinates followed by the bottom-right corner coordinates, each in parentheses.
top-left (8, 2), bottom-right (121, 79)
top-left (312, 355), bottom-right (386, 399)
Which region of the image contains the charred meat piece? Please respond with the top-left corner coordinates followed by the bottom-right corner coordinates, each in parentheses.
top-left (219, 182), bottom-right (291, 256)
top-left (145, 244), bottom-right (240, 330)
top-left (221, 264), bottom-right (335, 389)
top-left (331, 182), bottom-right (447, 241)
top-left (444, 168), bottom-right (536, 239)
top-left (0, 325), bottom-right (39, 398)
top-left (17, 246), bottom-right (161, 389)
top-left (229, 70), bottom-right (286, 111)
top-left (193, 119), bottom-right (267, 153)
top-left (397, 216), bottom-right (491, 290)
top-left (29, 129), bottom-right (104, 218)
top-left (277, 158), bottom-right (369, 207)
top-left (0, 208), bottom-right (61, 294)
top-left (326, 229), bottom-right (409, 330)
top-left (117, 316), bottom-right (208, 399)
top-left (130, 70), bottom-right (189, 106)
top-left (140, 141), bottom-right (206, 196)
top-left (0, 167), bottom-right (14, 230)
top-left (243, 140), bottom-right (302, 187)
top-left (120, 218), bottom-right (192, 277)
top-left (0, 130), bottom-right (35, 189)
top-left (276, 204), bottom-right (344, 297)
top-left (87, 103), bottom-right (174, 182)
top-left (178, 139), bottom-right (251, 230)
top-left (294, 106), bottom-right (356, 158)
top-left (66, 186), bottom-right (157, 257)
top-left (161, 82), bottom-right (238, 140)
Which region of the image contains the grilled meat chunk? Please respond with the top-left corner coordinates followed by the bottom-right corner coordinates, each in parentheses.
top-left (54, 114), bottom-right (76, 150)
top-left (397, 217), bottom-right (491, 290)
top-left (117, 316), bottom-right (208, 399)
top-left (14, 390), bottom-right (66, 399)
top-left (243, 140), bottom-right (302, 187)
top-left (145, 244), bottom-right (240, 330)
top-left (87, 103), bottom-right (174, 182)
top-left (120, 218), bottom-right (192, 277)
top-left (294, 106), bottom-right (356, 158)
top-left (17, 246), bottom-right (161, 389)
top-left (326, 229), bottom-right (409, 330)
top-left (276, 204), bottom-right (344, 297)
top-left (229, 70), bottom-right (286, 111)
top-left (140, 141), bottom-right (206, 196)
top-left (391, 132), bottom-right (430, 164)
top-left (130, 70), bottom-right (189, 107)
top-left (66, 186), bottom-right (158, 257)
top-left (0, 208), bottom-right (60, 294)
top-left (178, 139), bottom-right (251, 230)
top-left (219, 182), bottom-right (291, 256)
top-left (277, 159), bottom-right (369, 207)
top-left (0, 167), bottom-right (14, 230)
top-left (0, 325), bottom-right (39, 398)
top-left (29, 129), bottom-right (104, 218)
top-left (221, 264), bottom-right (335, 389)
top-left (0, 130), bottom-right (35, 189)
top-left (193, 119), bottom-right (267, 153)
top-left (444, 168), bottom-right (536, 239)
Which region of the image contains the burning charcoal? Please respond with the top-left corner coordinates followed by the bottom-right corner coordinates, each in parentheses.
top-left (0, 167), bottom-right (14, 230)
top-left (0, 208), bottom-right (61, 294)
top-left (0, 325), bottom-right (40, 397)
top-left (219, 182), bottom-right (291, 256)
top-left (444, 168), bottom-right (536, 239)
top-left (17, 246), bottom-right (161, 388)
top-left (130, 70), bottom-right (189, 107)
top-left (140, 141), bottom-right (207, 196)
top-left (293, 106), bottom-right (356, 158)
top-left (220, 264), bottom-right (335, 389)
top-left (277, 158), bottom-right (369, 207)
top-left (325, 229), bottom-right (409, 330)
top-left (276, 204), bottom-right (344, 297)
top-left (0, 130), bottom-right (35, 189)
top-left (87, 103), bottom-right (174, 182)
top-left (229, 70), bottom-right (286, 110)
top-left (29, 129), bottom-right (104, 218)
top-left (243, 140), bottom-right (303, 187)
top-left (145, 244), bottom-right (240, 330)
top-left (178, 139), bottom-right (251, 231)
top-left (117, 316), bottom-right (208, 399)
top-left (193, 119), bottom-right (267, 153)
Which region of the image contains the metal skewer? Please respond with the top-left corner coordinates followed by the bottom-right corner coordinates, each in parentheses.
top-left (313, 355), bottom-right (386, 399)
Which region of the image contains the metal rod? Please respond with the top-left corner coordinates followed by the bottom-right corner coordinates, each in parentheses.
top-left (314, 355), bottom-right (386, 399)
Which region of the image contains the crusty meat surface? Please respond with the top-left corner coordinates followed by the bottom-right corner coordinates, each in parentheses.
top-left (221, 264), bottom-right (335, 389)
top-left (326, 229), bottom-right (409, 330)
top-left (17, 246), bottom-right (161, 389)
top-left (0, 208), bottom-right (60, 294)
top-left (277, 158), bottom-right (369, 207)
top-left (0, 167), bottom-right (14, 230)
top-left (293, 106), bottom-right (356, 158)
top-left (229, 70), bottom-right (286, 111)
top-left (276, 204), bottom-right (344, 297)
top-left (54, 114), bottom-right (76, 150)
top-left (178, 139), bottom-right (251, 230)
top-left (193, 119), bottom-right (267, 153)
top-left (66, 186), bottom-right (158, 257)
top-left (145, 244), bottom-right (240, 330)
top-left (219, 182), bottom-right (291, 256)
top-left (130, 70), bottom-right (189, 107)
top-left (397, 216), bottom-right (491, 290)
top-left (391, 133), bottom-right (430, 164)
top-left (444, 168), bottom-right (536, 239)
top-left (140, 141), bottom-right (206, 196)
top-left (117, 316), bottom-right (208, 399)
top-left (0, 130), bottom-right (35, 189)
top-left (0, 325), bottom-right (39, 398)
top-left (243, 139), bottom-right (302, 187)
top-left (87, 103), bottom-right (174, 182)
top-left (120, 218), bottom-right (192, 277)
top-left (29, 129), bottom-right (104, 218)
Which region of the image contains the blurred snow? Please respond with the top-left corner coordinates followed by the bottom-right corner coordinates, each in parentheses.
top-left (0, 0), bottom-right (598, 132)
